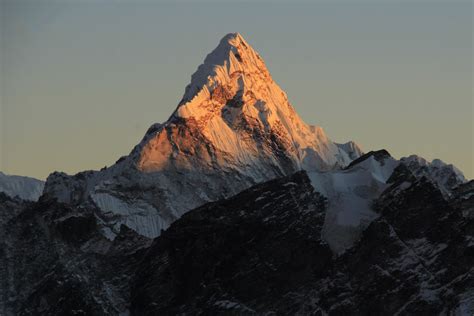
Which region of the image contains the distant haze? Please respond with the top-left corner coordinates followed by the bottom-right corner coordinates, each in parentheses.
top-left (1, 0), bottom-right (472, 180)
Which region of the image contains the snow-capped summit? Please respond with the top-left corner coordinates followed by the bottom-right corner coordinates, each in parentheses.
top-left (138, 32), bottom-right (358, 175)
top-left (44, 33), bottom-right (362, 239)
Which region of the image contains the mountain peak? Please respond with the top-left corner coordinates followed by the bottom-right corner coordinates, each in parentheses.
top-left (175, 32), bottom-right (269, 114)
top-left (139, 33), bottom-right (360, 176)
top-left (44, 33), bottom-right (363, 240)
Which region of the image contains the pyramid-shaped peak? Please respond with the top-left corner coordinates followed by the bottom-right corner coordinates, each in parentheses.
top-left (178, 33), bottom-right (268, 106)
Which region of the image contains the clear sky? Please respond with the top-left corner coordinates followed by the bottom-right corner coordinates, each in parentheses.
top-left (1, 0), bottom-right (472, 180)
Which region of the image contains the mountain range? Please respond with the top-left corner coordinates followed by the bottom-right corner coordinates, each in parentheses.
top-left (0, 33), bottom-right (472, 315)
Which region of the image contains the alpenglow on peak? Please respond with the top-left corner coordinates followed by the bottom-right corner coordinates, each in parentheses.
top-left (154, 32), bottom-right (359, 174)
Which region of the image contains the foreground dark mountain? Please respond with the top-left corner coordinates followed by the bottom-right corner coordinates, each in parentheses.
top-left (131, 168), bottom-right (474, 315)
top-left (131, 171), bottom-right (331, 315)
top-left (0, 194), bottom-right (151, 315)
top-left (1, 162), bottom-right (472, 315)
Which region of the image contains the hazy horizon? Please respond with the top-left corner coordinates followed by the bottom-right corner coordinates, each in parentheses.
top-left (1, 0), bottom-right (472, 180)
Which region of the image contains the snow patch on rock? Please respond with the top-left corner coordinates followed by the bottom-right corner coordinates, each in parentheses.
top-left (309, 154), bottom-right (399, 253)
top-left (91, 193), bottom-right (168, 239)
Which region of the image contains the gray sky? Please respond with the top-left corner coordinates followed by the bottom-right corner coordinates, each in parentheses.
top-left (1, 0), bottom-right (472, 179)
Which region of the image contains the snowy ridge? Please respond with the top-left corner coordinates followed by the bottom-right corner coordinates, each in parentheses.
top-left (0, 172), bottom-right (44, 201)
top-left (400, 155), bottom-right (467, 196)
top-left (307, 150), bottom-right (467, 253)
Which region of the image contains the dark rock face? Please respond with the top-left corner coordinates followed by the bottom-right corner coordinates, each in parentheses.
top-left (0, 192), bottom-right (28, 227)
top-left (131, 171), bottom-right (331, 315)
top-left (1, 170), bottom-right (472, 315)
top-left (54, 214), bottom-right (97, 244)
